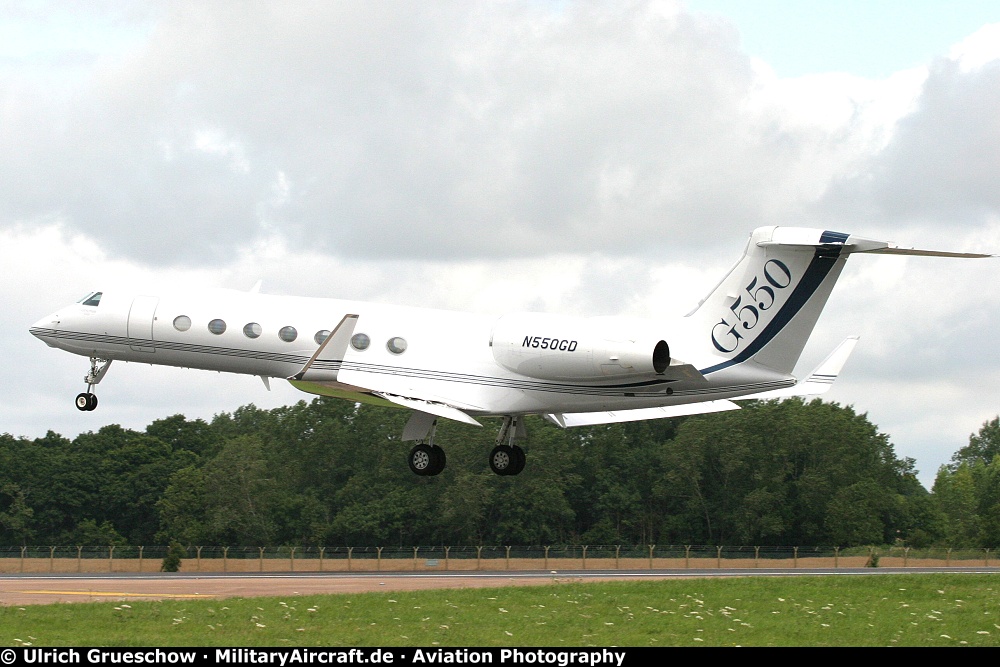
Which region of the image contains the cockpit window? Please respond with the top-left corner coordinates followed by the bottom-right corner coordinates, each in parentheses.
top-left (78, 292), bottom-right (103, 307)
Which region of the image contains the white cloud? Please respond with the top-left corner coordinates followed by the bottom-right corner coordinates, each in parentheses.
top-left (949, 22), bottom-right (1000, 72)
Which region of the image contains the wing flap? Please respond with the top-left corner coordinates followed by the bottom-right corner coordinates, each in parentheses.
top-left (373, 392), bottom-right (482, 427)
top-left (306, 364), bottom-right (486, 426)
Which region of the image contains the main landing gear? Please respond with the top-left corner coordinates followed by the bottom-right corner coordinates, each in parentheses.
top-left (75, 357), bottom-right (112, 412)
top-left (407, 419), bottom-right (447, 476)
top-left (489, 416), bottom-right (526, 476)
top-left (402, 412), bottom-right (527, 477)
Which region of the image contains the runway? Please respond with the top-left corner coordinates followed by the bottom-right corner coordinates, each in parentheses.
top-left (2, 567), bottom-right (998, 606)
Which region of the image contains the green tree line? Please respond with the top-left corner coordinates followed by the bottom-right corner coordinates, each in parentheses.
top-left (0, 397), bottom-right (996, 548)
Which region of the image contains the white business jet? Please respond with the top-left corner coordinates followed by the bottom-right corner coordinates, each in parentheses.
top-left (30, 226), bottom-right (990, 476)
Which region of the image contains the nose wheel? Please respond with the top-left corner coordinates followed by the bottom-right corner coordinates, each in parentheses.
top-left (75, 392), bottom-right (98, 411)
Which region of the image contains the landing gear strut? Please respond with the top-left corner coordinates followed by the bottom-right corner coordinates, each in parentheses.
top-left (489, 416), bottom-right (526, 476)
top-left (75, 357), bottom-right (111, 412)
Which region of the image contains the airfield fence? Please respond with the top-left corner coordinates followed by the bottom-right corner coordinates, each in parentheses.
top-left (0, 544), bottom-right (995, 574)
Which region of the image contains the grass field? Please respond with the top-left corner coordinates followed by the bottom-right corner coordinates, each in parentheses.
top-left (2, 574), bottom-right (999, 647)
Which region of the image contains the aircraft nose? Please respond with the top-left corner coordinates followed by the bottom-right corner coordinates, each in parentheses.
top-left (30, 311), bottom-right (62, 342)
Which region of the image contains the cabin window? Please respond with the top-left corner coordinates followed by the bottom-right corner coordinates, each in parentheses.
top-left (208, 319), bottom-right (227, 335)
top-left (387, 336), bottom-right (407, 354)
top-left (351, 333), bottom-right (370, 351)
top-left (279, 326), bottom-right (298, 342)
top-left (79, 292), bottom-right (103, 307)
top-left (173, 315), bottom-right (192, 332)
top-left (314, 330), bottom-right (331, 345)
top-left (244, 322), bottom-right (262, 339)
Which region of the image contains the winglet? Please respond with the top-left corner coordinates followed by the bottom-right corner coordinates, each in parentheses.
top-left (744, 335), bottom-right (859, 400)
top-left (289, 314), bottom-right (359, 382)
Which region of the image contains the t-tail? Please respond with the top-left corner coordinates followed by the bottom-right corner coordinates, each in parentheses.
top-left (689, 226), bottom-right (992, 376)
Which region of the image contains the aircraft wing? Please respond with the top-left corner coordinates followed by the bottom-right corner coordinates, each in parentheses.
top-left (742, 336), bottom-right (859, 400)
top-left (287, 314), bottom-right (483, 426)
top-left (544, 399), bottom-right (741, 428)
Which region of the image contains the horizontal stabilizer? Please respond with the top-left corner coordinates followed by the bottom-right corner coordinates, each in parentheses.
top-left (757, 227), bottom-right (995, 258)
top-left (862, 246), bottom-right (994, 258)
top-left (545, 399), bottom-right (741, 428)
top-left (744, 335), bottom-right (859, 400)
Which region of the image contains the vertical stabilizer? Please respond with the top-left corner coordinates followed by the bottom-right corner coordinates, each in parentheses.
top-left (687, 227), bottom-right (850, 375)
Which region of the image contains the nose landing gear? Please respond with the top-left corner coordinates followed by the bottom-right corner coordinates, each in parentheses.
top-left (75, 392), bottom-right (98, 411)
top-left (75, 357), bottom-right (112, 412)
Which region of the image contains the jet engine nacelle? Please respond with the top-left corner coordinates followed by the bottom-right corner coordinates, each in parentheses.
top-left (491, 313), bottom-right (670, 381)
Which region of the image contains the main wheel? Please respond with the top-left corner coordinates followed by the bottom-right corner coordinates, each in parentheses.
top-left (489, 445), bottom-right (515, 475)
top-left (510, 445), bottom-right (526, 475)
top-left (408, 444), bottom-right (435, 476)
top-left (429, 445), bottom-right (446, 476)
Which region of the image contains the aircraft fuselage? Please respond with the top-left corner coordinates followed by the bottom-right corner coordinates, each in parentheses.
top-left (29, 287), bottom-right (791, 418)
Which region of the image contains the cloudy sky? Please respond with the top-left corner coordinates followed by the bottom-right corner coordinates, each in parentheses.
top-left (3, 0), bottom-right (1000, 487)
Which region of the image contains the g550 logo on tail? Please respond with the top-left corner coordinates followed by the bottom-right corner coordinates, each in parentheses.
top-left (711, 259), bottom-right (793, 353)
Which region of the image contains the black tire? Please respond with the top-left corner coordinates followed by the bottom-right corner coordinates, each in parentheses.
top-left (75, 393), bottom-right (91, 411)
top-left (408, 444), bottom-right (434, 476)
top-left (489, 445), bottom-right (514, 475)
top-left (87, 394), bottom-right (98, 411)
top-left (510, 445), bottom-right (525, 475)
top-left (429, 445), bottom-right (446, 476)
